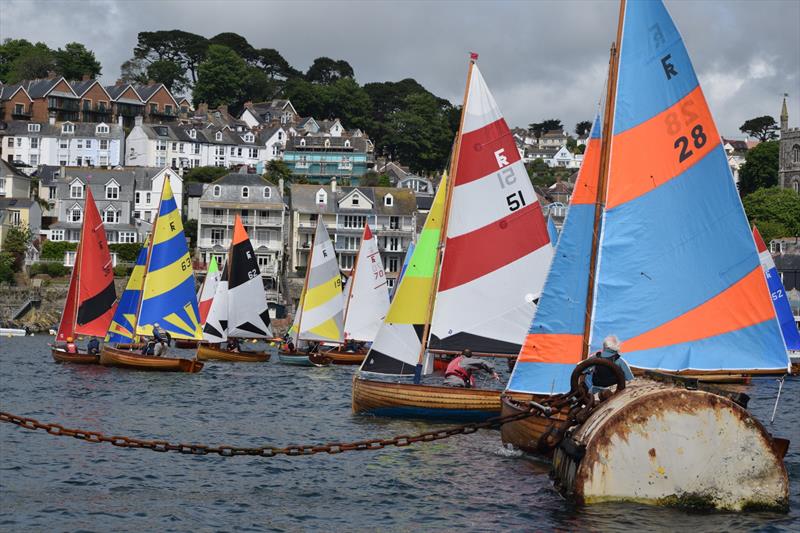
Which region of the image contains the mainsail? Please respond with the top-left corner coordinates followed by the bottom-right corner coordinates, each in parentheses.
top-left (297, 221), bottom-right (344, 342)
top-left (360, 175), bottom-right (448, 374)
top-left (136, 179), bottom-right (201, 340)
top-left (228, 215), bottom-right (273, 338)
top-left (429, 64), bottom-right (553, 355)
top-left (509, 0), bottom-right (789, 394)
top-left (390, 242), bottom-right (415, 301)
top-left (754, 226), bottom-right (800, 352)
top-left (197, 256), bottom-right (220, 326)
top-left (57, 186), bottom-right (117, 340)
top-left (546, 215), bottom-right (559, 247)
top-left (106, 238), bottom-right (149, 343)
top-left (202, 261), bottom-right (228, 343)
top-left (342, 224), bottom-right (390, 342)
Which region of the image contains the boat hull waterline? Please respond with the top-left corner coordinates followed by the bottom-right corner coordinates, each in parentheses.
top-left (99, 346), bottom-right (203, 373)
top-left (51, 348), bottom-right (99, 365)
top-left (196, 343), bottom-right (271, 362)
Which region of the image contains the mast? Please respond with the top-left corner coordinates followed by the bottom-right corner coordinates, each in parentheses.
top-left (414, 53), bottom-right (477, 381)
top-left (581, 0), bottom-right (626, 359)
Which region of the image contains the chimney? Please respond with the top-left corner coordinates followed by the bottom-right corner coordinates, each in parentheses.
top-left (60, 164), bottom-right (66, 180)
top-left (48, 112), bottom-right (56, 126)
top-left (244, 101), bottom-right (253, 109)
top-left (115, 78), bottom-right (125, 86)
top-left (148, 79), bottom-right (155, 85)
top-left (134, 115), bottom-right (143, 127)
top-left (82, 73), bottom-right (91, 81)
top-left (47, 70), bottom-right (57, 80)
top-left (331, 177), bottom-right (337, 193)
top-left (218, 104), bottom-right (228, 115)
top-left (118, 115), bottom-right (123, 127)
top-left (278, 177), bottom-right (284, 195)
top-left (198, 102), bottom-right (208, 114)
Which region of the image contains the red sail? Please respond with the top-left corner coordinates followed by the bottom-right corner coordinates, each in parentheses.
top-left (56, 244), bottom-right (80, 341)
top-left (74, 186), bottom-right (117, 336)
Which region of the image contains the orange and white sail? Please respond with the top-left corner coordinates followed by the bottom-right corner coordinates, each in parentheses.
top-left (429, 63), bottom-right (553, 355)
top-left (343, 224), bottom-right (390, 342)
top-left (197, 256), bottom-right (220, 327)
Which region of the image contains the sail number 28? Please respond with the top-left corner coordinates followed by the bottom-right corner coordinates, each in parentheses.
top-left (665, 97), bottom-right (707, 163)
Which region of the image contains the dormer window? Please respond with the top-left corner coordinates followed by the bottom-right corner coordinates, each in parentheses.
top-left (96, 124), bottom-right (109, 134)
top-left (105, 179), bottom-right (120, 200)
top-left (316, 189), bottom-right (327, 205)
top-left (300, 138), bottom-right (306, 147)
top-left (324, 139), bottom-right (330, 148)
top-left (241, 186), bottom-right (249, 198)
top-left (189, 129), bottom-right (197, 139)
top-left (70, 179), bottom-right (84, 199)
top-left (213, 185), bottom-right (221, 197)
top-left (344, 140), bottom-right (350, 148)
top-left (263, 187), bottom-right (271, 199)
top-left (68, 204), bottom-right (82, 223)
top-left (352, 196), bottom-right (360, 206)
top-left (62, 123), bottom-right (75, 134)
top-left (215, 131), bottom-right (222, 141)
top-left (28, 123), bottom-right (40, 133)
top-left (384, 194), bottom-right (394, 207)
top-left (103, 205), bottom-right (119, 224)
top-left (244, 133), bottom-right (254, 143)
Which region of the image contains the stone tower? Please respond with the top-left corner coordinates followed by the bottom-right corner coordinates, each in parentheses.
top-left (778, 95), bottom-right (800, 192)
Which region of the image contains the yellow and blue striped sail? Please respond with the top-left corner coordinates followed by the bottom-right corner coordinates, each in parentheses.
top-left (106, 237), bottom-right (149, 343)
top-left (135, 179), bottom-right (201, 340)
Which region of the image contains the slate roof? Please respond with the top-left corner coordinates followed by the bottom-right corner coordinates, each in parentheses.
top-left (22, 78), bottom-right (76, 99)
top-left (139, 123), bottom-right (276, 147)
top-left (0, 197), bottom-right (34, 209)
top-left (290, 184), bottom-right (416, 216)
top-left (285, 135), bottom-right (370, 152)
top-left (68, 79), bottom-right (107, 98)
top-left (0, 83), bottom-right (30, 101)
top-left (38, 166), bottom-right (169, 191)
top-left (184, 182), bottom-right (205, 198)
top-left (0, 120), bottom-right (124, 139)
top-left (199, 172), bottom-right (284, 208)
top-left (104, 84), bottom-right (144, 103)
top-left (0, 158), bottom-right (30, 180)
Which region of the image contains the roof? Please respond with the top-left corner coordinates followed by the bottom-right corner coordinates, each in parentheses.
top-left (42, 166), bottom-right (172, 189)
top-left (199, 172), bottom-right (284, 207)
top-left (184, 182), bottom-right (205, 197)
top-left (0, 197), bottom-right (34, 209)
top-left (541, 129), bottom-right (566, 138)
top-left (774, 253), bottom-right (800, 271)
top-left (0, 83), bottom-right (30, 102)
top-left (138, 123), bottom-right (269, 147)
top-left (285, 135), bottom-right (370, 152)
top-left (0, 120), bottom-right (124, 138)
top-left (0, 158), bottom-right (31, 180)
top-left (722, 138), bottom-right (749, 152)
top-left (290, 184), bottom-right (416, 215)
top-left (21, 78), bottom-right (76, 99)
top-left (104, 84), bottom-right (144, 103)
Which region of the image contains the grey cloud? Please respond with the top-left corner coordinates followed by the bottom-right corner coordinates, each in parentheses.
top-left (1, 0), bottom-right (798, 136)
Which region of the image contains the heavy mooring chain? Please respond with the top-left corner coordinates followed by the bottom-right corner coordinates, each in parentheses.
top-left (0, 406), bottom-right (546, 458)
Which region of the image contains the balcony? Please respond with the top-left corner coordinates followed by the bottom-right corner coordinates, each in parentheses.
top-left (11, 108), bottom-right (32, 119)
top-left (379, 243), bottom-right (405, 253)
top-left (83, 105), bottom-right (112, 121)
top-left (201, 215), bottom-right (283, 227)
top-left (48, 97), bottom-right (80, 112)
top-left (118, 104), bottom-right (144, 117)
top-left (198, 237), bottom-right (281, 250)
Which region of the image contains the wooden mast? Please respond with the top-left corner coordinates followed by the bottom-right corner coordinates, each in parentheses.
top-left (414, 53), bottom-right (477, 381)
top-left (580, 0), bottom-right (626, 359)
top-left (294, 223), bottom-right (316, 344)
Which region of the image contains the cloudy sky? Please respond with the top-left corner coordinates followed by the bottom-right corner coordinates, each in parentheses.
top-left (2, 0), bottom-right (798, 137)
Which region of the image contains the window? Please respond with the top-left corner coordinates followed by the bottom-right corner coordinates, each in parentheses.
top-left (165, 104), bottom-right (173, 115)
top-left (257, 255), bottom-right (271, 270)
top-left (98, 101), bottom-right (107, 112)
top-left (99, 155), bottom-right (108, 167)
top-left (215, 131), bottom-right (222, 141)
top-left (76, 156), bottom-right (82, 166)
top-left (181, 105), bottom-right (188, 114)
top-left (50, 229), bottom-right (64, 242)
top-left (244, 133), bottom-right (254, 143)
top-left (352, 196), bottom-right (360, 206)
top-left (211, 228), bottom-right (225, 245)
top-left (99, 139), bottom-right (108, 150)
top-left (172, 142), bottom-right (178, 151)
top-left (30, 154), bottom-right (38, 166)
top-left (249, 148), bottom-right (258, 158)
top-left (76, 139), bottom-right (83, 149)
top-left (297, 155), bottom-right (308, 168)
top-left (62, 123), bottom-right (74, 134)
top-left (189, 129), bottom-right (197, 139)
top-left (384, 237), bottom-right (401, 252)
top-left (178, 143), bottom-right (184, 153)
top-left (30, 137), bottom-right (39, 149)
top-left (384, 194), bottom-right (394, 207)
top-left (387, 257), bottom-right (399, 272)
top-left (213, 185), bottom-right (221, 197)
top-left (316, 189), bottom-right (327, 204)
top-left (48, 186), bottom-right (56, 200)
top-left (324, 139), bottom-right (330, 148)
top-left (16, 138), bottom-right (22, 147)
top-left (156, 140), bottom-right (167, 151)
top-left (14, 103), bottom-right (25, 114)
top-left (27, 123), bottom-right (40, 133)
top-left (156, 156), bottom-right (166, 167)
top-left (339, 236), bottom-right (360, 251)
top-left (85, 139), bottom-right (92, 149)
top-left (344, 140), bottom-right (351, 148)
top-left (69, 205), bottom-right (82, 223)
top-left (103, 206), bottom-right (119, 224)
top-left (339, 156), bottom-right (351, 169)
top-left (59, 139), bottom-right (68, 149)
top-left (6, 138), bottom-right (12, 147)
top-left (386, 278), bottom-right (395, 290)
top-left (150, 103), bottom-right (158, 114)
top-left (70, 180), bottom-right (84, 198)
top-left (389, 216), bottom-right (399, 229)
top-left (8, 210), bottom-right (21, 225)
top-left (242, 186), bottom-right (249, 198)
top-left (792, 145), bottom-right (800, 164)
top-left (135, 192), bottom-right (141, 204)
top-left (300, 138), bottom-right (306, 147)
top-left (272, 145), bottom-right (279, 156)
top-left (119, 231), bottom-right (136, 243)
top-left (105, 181), bottom-right (119, 199)
top-left (339, 254), bottom-right (355, 270)
top-left (278, 131), bottom-right (283, 140)
top-left (96, 124), bottom-right (109, 134)
top-left (192, 143), bottom-right (200, 154)
top-left (83, 99), bottom-right (91, 111)
top-left (263, 187), bottom-right (271, 199)
top-left (342, 215), bottom-right (366, 229)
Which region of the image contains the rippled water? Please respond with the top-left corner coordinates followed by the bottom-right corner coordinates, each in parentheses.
top-left (1, 336), bottom-right (798, 531)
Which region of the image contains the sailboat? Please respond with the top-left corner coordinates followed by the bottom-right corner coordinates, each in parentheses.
top-left (51, 186), bottom-right (117, 364)
top-left (352, 57), bottom-right (554, 421)
top-left (196, 215), bottom-right (274, 362)
top-left (754, 226), bottom-right (800, 367)
top-left (99, 179), bottom-right (203, 372)
top-left (104, 236), bottom-right (148, 350)
top-left (501, 0), bottom-right (790, 453)
top-left (319, 223), bottom-right (390, 365)
top-left (279, 220), bottom-right (343, 366)
top-left (175, 256), bottom-right (221, 349)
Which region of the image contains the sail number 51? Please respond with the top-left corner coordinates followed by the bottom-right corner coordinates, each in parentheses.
top-left (496, 166), bottom-right (525, 212)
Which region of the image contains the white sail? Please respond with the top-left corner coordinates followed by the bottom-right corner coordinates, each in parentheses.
top-left (343, 224), bottom-right (390, 342)
top-left (203, 267), bottom-right (229, 343)
top-left (227, 215), bottom-right (273, 338)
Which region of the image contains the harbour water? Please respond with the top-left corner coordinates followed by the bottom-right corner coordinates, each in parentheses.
top-left (1, 336), bottom-right (798, 531)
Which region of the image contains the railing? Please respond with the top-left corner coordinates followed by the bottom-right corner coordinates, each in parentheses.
top-left (201, 215), bottom-right (283, 226)
top-left (198, 237), bottom-right (282, 250)
top-left (379, 244), bottom-right (404, 253)
top-left (48, 98), bottom-right (80, 111)
top-left (150, 109), bottom-right (178, 118)
top-left (11, 109), bottom-right (32, 118)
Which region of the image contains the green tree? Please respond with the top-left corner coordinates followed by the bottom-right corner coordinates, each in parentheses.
top-left (0, 39), bottom-right (42, 82)
top-left (1, 225), bottom-right (32, 271)
top-left (265, 160), bottom-right (292, 189)
top-left (134, 30), bottom-right (209, 83)
top-left (209, 32), bottom-right (256, 63)
top-left (386, 92), bottom-right (452, 173)
top-left (184, 165), bottom-right (228, 183)
top-left (282, 77), bottom-right (327, 118)
top-left (147, 59), bottom-right (189, 92)
top-left (183, 218), bottom-right (198, 250)
top-left (739, 116), bottom-right (779, 142)
top-left (575, 120), bottom-right (593, 137)
top-left (193, 45), bottom-right (248, 108)
top-left (5, 42), bottom-right (54, 83)
top-left (529, 119), bottom-right (563, 140)
top-left (0, 252), bottom-right (15, 285)
top-left (742, 187), bottom-right (800, 241)
top-left (323, 77), bottom-right (372, 130)
top-left (53, 42), bottom-right (101, 79)
top-left (255, 48), bottom-right (300, 80)
top-left (119, 57), bottom-right (150, 85)
top-left (738, 140), bottom-right (779, 196)
top-left (306, 56), bottom-right (354, 84)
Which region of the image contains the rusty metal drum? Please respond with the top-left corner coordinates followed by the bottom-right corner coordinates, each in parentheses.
top-left (552, 380), bottom-right (789, 511)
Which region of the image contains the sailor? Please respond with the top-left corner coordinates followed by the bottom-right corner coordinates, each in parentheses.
top-left (584, 335), bottom-right (634, 394)
top-left (226, 337), bottom-right (241, 353)
top-left (152, 322), bottom-right (165, 343)
top-left (444, 349), bottom-right (500, 388)
top-left (65, 337), bottom-right (78, 354)
top-left (87, 336), bottom-right (100, 355)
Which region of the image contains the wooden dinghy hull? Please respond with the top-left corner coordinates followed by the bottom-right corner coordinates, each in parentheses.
top-left (631, 367), bottom-right (758, 384)
top-left (320, 349), bottom-right (366, 365)
top-left (277, 350), bottom-right (329, 366)
top-left (112, 342), bottom-right (144, 351)
top-left (174, 339), bottom-right (200, 349)
top-left (196, 343), bottom-right (270, 362)
top-left (352, 376), bottom-right (501, 422)
top-left (99, 346), bottom-right (203, 373)
top-left (51, 348), bottom-right (98, 365)
top-left (499, 393), bottom-right (569, 456)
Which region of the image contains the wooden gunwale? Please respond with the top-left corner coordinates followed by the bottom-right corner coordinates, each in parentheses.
top-left (99, 345), bottom-right (203, 373)
top-left (196, 343), bottom-right (270, 362)
top-left (500, 393), bottom-right (570, 456)
top-left (51, 348), bottom-right (98, 365)
top-left (321, 349), bottom-right (366, 365)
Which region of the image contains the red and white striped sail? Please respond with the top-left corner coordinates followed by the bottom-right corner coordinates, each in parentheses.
top-left (429, 64), bottom-right (553, 355)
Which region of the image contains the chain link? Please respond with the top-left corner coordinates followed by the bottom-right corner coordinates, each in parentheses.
top-left (0, 406), bottom-right (549, 458)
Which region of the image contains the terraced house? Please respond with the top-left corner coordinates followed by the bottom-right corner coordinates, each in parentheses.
top-left (289, 181), bottom-right (416, 291)
top-left (283, 134), bottom-right (374, 184)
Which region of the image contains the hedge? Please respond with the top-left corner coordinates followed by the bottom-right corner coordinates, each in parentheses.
top-left (29, 262), bottom-right (69, 278)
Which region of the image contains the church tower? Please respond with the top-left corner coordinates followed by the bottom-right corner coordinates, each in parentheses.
top-left (778, 95), bottom-right (800, 193)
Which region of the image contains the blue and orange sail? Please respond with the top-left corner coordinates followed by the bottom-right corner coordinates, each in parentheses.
top-left (509, 0), bottom-right (789, 394)
top-left (106, 237), bottom-right (148, 344)
top-left (136, 179), bottom-right (201, 340)
top-left (753, 226), bottom-right (800, 352)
